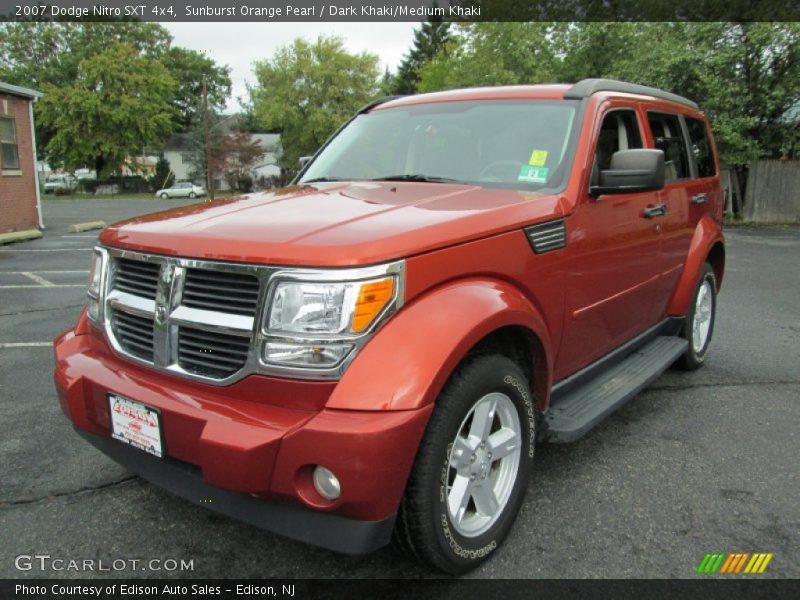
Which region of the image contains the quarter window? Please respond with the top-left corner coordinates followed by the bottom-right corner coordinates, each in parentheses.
top-left (685, 117), bottom-right (716, 178)
top-left (0, 117), bottom-right (20, 170)
top-left (647, 113), bottom-right (690, 181)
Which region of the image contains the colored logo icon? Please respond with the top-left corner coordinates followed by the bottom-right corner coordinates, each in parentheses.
top-left (697, 552), bottom-right (773, 574)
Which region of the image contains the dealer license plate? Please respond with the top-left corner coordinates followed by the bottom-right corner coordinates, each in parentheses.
top-left (108, 395), bottom-right (163, 458)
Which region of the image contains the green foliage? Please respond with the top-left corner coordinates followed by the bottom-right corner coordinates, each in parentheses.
top-left (152, 155), bottom-right (174, 190)
top-left (249, 36), bottom-right (380, 170)
top-left (0, 22), bottom-right (231, 150)
top-left (160, 46), bottom-right (232, 129)
top-left (416, 22), bottom-right (800, 165)
top-left (211, 129), bottom-right (265, 192)
top-left (37, 43), bottom-right (177, 176)
top-left (418, 23), bottom-right (559, 92)
top-left (393, 19), bottom-right (452, 94)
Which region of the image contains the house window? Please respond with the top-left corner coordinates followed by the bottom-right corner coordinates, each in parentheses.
top-left (0, 117), bottom-right (20, 170)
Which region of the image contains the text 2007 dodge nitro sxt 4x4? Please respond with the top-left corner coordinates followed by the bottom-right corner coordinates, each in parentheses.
top-left (54, 79), bottom-right (724, 573)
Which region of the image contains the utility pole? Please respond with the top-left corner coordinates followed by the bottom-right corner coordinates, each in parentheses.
top-left (201, 79), bottom-right (215, 200)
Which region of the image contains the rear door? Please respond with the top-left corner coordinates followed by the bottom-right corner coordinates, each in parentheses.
top-left (645, 111), bottom-right (699, 315)
top-left (557, 104), bottom-right (663, 378)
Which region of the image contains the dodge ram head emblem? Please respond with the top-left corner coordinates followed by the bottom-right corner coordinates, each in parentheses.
top-left (155, 305), bottom-right (167, 323)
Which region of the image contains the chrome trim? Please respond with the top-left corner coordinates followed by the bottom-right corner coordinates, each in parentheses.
top-left (98, 246), bottom-right (406, 384)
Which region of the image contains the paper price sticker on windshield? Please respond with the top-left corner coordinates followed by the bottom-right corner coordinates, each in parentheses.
top-left (518, 165), bottom-right (549, 183)
top-left (529, 150), bottom-right (549, 166)
top-left (109, 395), bottom-right (163, 458)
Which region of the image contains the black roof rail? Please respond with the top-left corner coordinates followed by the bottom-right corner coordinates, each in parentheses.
top-left (564, 78), bottom-right (699, 110)
top-left (357, 95), bottom-right (405, 114)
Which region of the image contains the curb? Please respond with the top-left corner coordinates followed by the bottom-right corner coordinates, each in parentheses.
top-left (0, 229), bottom-right (43, 245)
top-left (67, 221), bottom-right (106, 233)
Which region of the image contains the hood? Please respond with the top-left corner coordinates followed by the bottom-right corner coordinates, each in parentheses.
top-left (99, 182), bottom-right (563, 266)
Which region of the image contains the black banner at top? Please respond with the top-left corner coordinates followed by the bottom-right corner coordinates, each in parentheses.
top-left (2, 0), bottom-right (800, 22)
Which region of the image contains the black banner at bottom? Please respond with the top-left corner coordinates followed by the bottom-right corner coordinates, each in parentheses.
top-left (3, 579), bottom-right (800, 600)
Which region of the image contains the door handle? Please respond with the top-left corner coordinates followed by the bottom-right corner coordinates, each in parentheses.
top-left (691, 193), bottom-right (708, 204)
top-left (643, 203), bottom-right (667, 218)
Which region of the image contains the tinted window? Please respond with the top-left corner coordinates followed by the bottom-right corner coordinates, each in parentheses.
top-left (300, 100), bottom-right (579, 190)
top-left (594, 110), bottom-right (643, 171)
top-left (648, 113), bottom-right (690, 181)
top-left (685, 117), bottom-right (716, 178)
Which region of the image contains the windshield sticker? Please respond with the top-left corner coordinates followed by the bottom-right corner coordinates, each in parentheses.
top-left (528, 150), bottom-right (549, 167)
top-left (518, 165), bottom-right (549, 183)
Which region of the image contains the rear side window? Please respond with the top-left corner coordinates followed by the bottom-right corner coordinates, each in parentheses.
top-left (647, 112), bottom-right (690, 181)
top-left (685, 117), bottom-right (716, 178)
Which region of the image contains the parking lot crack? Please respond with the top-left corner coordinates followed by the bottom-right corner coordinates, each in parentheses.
top-left (0, 304), bottom-right (83, 317)
top-left (0, 475), bottom-right (137, 508)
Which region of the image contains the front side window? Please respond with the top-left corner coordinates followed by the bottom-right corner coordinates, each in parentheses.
top-left (300, 100), bottom-right (579, 191)
top-left (647, 112), bottom-right (690, 181)
top-left (685, 117), bottom-right (716, 178)
top-left (0, 117), bottom-right (20, 170)
top-left (592, 110), bottom-right (644, 182)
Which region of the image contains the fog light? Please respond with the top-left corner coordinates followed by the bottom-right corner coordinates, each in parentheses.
top-left (312, 465), bottom-right (341, 501)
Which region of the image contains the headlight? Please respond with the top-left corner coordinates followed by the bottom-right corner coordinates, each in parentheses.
top-left (268, 278), bottom-right (394, 335)
top-left (86, 248), bottom-right (105, 321)
top-left (263, 269), bottom-right (400, 370)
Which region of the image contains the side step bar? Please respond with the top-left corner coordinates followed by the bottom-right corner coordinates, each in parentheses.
top-left (543, 336), bottom-right (688, 443)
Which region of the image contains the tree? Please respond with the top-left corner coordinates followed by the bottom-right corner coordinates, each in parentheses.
top-left (249, 36), bottom-right (381, 170)
top-left (212, 130), bottom-right (265, 192)
top-left (37, 43), bottom-right (177, 176)
top-left (0, 22), bottom-right (231, 150)
top-left (417, 23), bottom-right (559, 92)
top-left (393, 19), bottom-right (452, 94)
top-left (160, 47), bottom-right (232, 130)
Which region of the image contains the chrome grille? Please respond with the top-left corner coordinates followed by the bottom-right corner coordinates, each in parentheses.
top-left (103, 250), bottom-right (267, 384)
top-left (182, 268), bottom-right (260, 316)
top-left (113, 258), bottom-right (161, 299)
top-left (177, 327), bottom-right (250, 379)
top-left (110, 310), bottom-right (155, 361)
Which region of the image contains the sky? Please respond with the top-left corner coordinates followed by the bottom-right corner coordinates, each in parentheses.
top-left (164, 23), bottom-right (419, 112)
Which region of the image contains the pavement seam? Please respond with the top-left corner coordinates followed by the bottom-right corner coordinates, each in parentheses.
top-left (0, 304), bottom-right (83, 317)
top-left (647, 380), bottom-right (800, 392)
top-left (0, 476), bottom-right (138, 508)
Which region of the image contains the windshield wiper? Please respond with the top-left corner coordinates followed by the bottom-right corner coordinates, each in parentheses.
top-left (301, 177), bottom-right (347, 183)
top-left (369, 174), bottom-right (461, 183)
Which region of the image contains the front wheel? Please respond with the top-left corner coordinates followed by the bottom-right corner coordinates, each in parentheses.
top-left (394, 354), bottom-right (535, 574)
top-left (189, 192), bottom-right (197, 199)
top-left (676, 262), bottom-right (717, 370)
top-left (160, 192), bottom-right (169, 199)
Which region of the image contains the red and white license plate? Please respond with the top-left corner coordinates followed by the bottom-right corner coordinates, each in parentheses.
top-left (108, 394), bottom-right (163, 458)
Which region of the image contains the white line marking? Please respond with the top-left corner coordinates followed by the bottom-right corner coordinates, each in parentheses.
top-left (60, 235), bottom-right (98, 238)
top-left (0, 248), bottom-right (93, 253)
top-left (20, 272), bottom-right (55, 286)
top-left (0, 270), bottom-right (88, 274)
top-left (0, 342), bottom-right (52, 348)
top-left (0, 284), bottom-right (85, 289)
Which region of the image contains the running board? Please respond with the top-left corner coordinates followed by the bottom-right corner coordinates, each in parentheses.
top-left (543, 336), bottom-right (688, 443)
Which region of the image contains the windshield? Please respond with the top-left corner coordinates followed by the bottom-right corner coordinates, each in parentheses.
top-left (299, 100), bottom-right (578, 190)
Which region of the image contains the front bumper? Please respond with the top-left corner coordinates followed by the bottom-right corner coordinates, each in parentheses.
top-left (54, 326), bottom-right (432, 554)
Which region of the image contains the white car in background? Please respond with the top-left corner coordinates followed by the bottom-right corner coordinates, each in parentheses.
top-left (155, 182), bottom-right (205, 199)
top-left (44, 174), bottom-right (77, 194)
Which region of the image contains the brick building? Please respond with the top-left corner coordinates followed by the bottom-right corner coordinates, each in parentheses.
top-left (0, 82), bottom-right (43, 234)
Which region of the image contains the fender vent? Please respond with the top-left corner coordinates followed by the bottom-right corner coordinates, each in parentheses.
top-left (524, 219), bottom-right (567, 254)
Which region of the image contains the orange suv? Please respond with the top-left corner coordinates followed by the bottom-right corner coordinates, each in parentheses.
top-left (54, 79), bottom-right (724, 573)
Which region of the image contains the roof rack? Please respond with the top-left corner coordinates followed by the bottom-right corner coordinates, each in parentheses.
top-left (357, 95), bottom-right (404, 114)
top-left (564, 78), bottom-right (698, 110)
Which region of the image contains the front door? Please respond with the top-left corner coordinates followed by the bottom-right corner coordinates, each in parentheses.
top-left (556, 105), bottom-right (664, 379)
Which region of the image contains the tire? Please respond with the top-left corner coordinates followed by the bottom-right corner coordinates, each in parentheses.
top-left (393, 353), bottom-right (536, 574)
top-left (160, 192), bottom-right (169, 199)
top-left (676, 262), bottom-right (717, 370)
top-left (189, 192), bottom-right (197, 199)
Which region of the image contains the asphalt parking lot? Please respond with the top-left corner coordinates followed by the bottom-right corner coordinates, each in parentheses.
top-left (1, 198), bottom-right (798, 579)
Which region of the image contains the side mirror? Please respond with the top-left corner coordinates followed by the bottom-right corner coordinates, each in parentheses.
top-left (590, 149), bottom-right (665, 197)
top-left (298, 156), bottom-right (312, 169)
